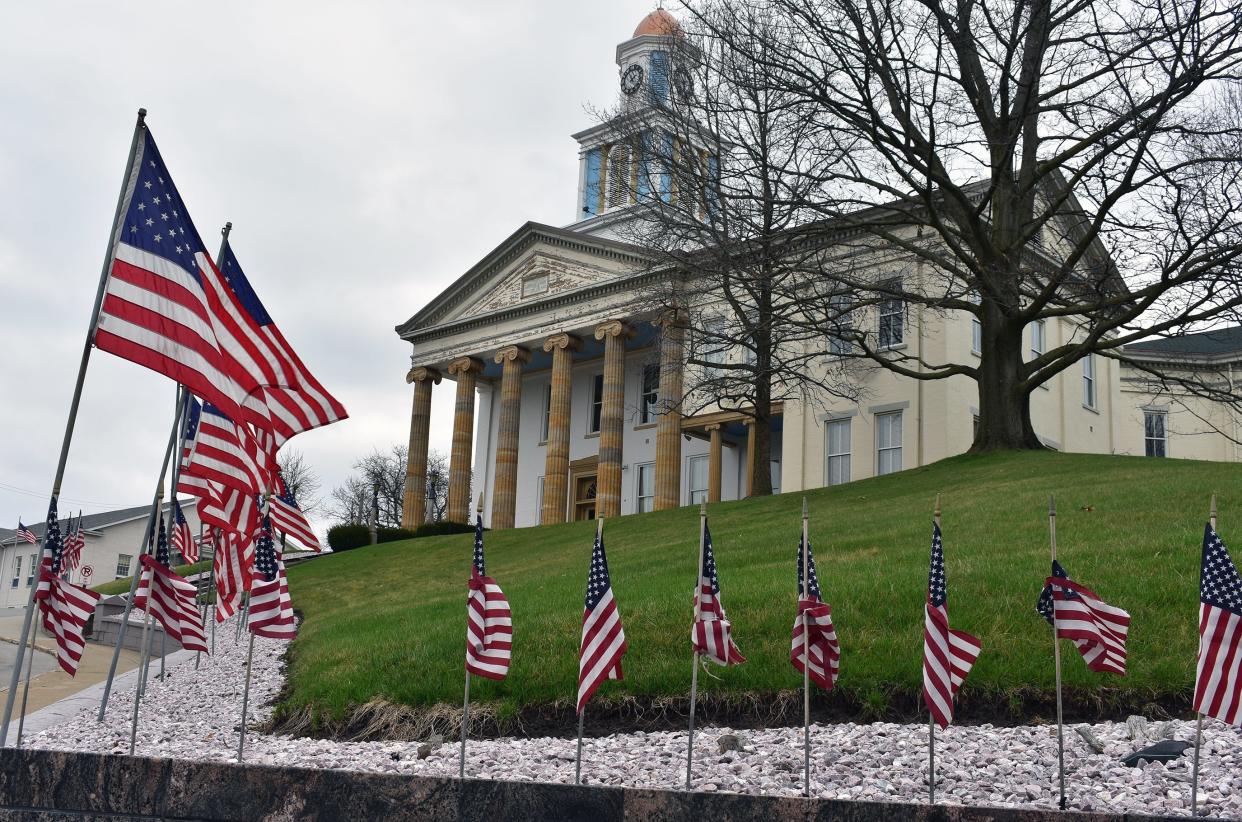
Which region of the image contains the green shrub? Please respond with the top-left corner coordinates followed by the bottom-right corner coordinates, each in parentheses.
top-left (326, 524), bottom-right (419, 552)
top-left (413, 520), bottom-right (478, 538)
top-left (377, 526), bottom-right (417, 543)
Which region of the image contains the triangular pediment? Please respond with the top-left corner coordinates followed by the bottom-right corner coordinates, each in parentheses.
top-left (399, 222), bottom-right (650, 335)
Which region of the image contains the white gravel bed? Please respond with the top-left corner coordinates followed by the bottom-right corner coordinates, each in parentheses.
top-left (26, 621), bottom-right (1242, 819)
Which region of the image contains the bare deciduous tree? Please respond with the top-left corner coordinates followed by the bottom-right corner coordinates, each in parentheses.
top-left (327, 447), bottom-right (451, 527)
top-left (275, 448), bottom-right (321, 516)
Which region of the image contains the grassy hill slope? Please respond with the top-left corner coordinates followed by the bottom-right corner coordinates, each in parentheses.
top-left (280, 451), bottom-right (1239, 734)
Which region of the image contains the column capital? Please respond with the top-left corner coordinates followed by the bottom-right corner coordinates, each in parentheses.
top-left (493, 345), bottom-right (532, 366)
top-left (593, 320), bottom-right (634, 342)
top-left (654, 308), bottom-right (688, 328)
top-left (406, 366), bottom-right (442, 385)
top-left (704, 423), bottom-right (722, 432)
top-left (542, 332), bottom-right (583, 353)
top-left (446, 357), bottom-right (485, 377)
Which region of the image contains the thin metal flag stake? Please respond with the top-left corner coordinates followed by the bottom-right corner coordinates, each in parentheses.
top-left (0, 107), bottom-right (148, 746)
top-left (1049, 494), bottom-right (1067, 811)
top-left (929, 494), bottom-right (941, 805)
top-left (459, 493), bottom-right (484, 781)
top-left (575, 516), bottom-right (605, 786)
top-left (14, 619), bottom-right (40, 748)
top-left (800, 497), bottom-right (812, 798)
top-left (210, 530), bottom-right (219, 656)
top-left (195, 522), bottom-right (205, 671)
top-left (685, 501), bottom-right (707, 792)
top-left (238, 628), bottom-right (256, 762)
top-left (1189, 494), bottom-right (1215, 817)
top-left (98, 385), bottom-right (187, 722)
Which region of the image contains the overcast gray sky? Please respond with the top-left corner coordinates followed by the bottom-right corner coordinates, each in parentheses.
top-left (0, 1), bottom-right (658, 534)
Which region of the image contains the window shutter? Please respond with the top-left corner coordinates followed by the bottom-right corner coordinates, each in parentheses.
top-left (707, 154), bottom-right (720, 218)
top-left (583, 148), bottom-right (602, 217)
top-left (649, 51), bottom-right (669, 104)
top-left (659, 131), bottom-right (674, 202)
top-left (636, 132), bottom-right (652, 200)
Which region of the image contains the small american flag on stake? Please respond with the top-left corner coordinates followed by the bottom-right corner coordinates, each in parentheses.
top-left (791, 534), bottom-right (839, 690)
top-left (923, 520), bottom-right (981, 729)
top-left (1037, 560), bottom-right (1130, 675)
top-left (270, 470), bottom-right (319, 550)
top-left (577, 520), bottom-right (626, 712)
top-left (1195, 523), bottom-right (1242, 725)
top-left (465, 513), bottom-right (512, 680)
top-left (170, 500), bottom-right (195, 563)
top-left (61, 513), bottom-right (85, 572)
top-left (134, 514), bottom-right (208, 653)
top-left (692, 520), bottom-right (745, 666)
top-left (33, 497), bottom-right (100, 676)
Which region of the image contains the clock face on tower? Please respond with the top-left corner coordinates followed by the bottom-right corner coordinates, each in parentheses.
top-left (673, 66), bottom-right (693, 98)
top-left (621, 63), bottom-right (644, 95)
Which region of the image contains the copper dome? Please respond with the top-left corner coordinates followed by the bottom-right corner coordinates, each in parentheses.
top-left (633, 9), bottom-right (684, 38)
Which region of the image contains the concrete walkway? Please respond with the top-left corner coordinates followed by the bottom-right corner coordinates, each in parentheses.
top-left (0, 612), bottom-right (142, 720)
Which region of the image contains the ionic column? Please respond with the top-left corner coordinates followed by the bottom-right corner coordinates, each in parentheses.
top-left (707, 424), bottom-right (722, 503)
top-left (446, 357), bottom-right (484, 524)
top-left (402, 366), bottom-right (441, 529)
top-left (491, 346), bottom-right (530, 530)
top-left (541, 333), bottom-right (582, 525)
top-left (654, 314), bottom-right (685, 510)
top-left (594, 321), bottom-right (632, 519)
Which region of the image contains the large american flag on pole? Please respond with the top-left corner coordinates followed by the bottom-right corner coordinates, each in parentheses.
top-left (692, 521), bottom-right (746, 666)
top-left (1037, 559), bottom-right (1130, 675)
top-left (134, 514), bottom-right (208, 653)
top-left (249, 511), bottom-right (296, 640)
top-left (33, 497), bottom-right (100, 677)
top-left (577, 523), bottom-right (626, 713)
top-left (15, 521), bottom-right (36, 545)
top-left (213, 530), bottom-right (252, 623)
top-left (465, 514), bottom-right (512, 680)
top-left (1195, 524), bottom-right (1242, 726)
top-left (790, 536), bottom-right (839, 690)
top-left (179, 402), bottom-right (268, 497)
top-left (923, 521), bottom-right (981, 729)
top-left (92, 127), bottom-right (257, 432)
top-left (269, 470), bottom-right (319, 551)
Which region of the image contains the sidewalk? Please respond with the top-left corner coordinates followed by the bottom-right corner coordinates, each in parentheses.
top-left (0, 612), bottom-right (142, 718)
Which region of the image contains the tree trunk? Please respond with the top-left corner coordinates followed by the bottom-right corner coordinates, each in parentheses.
top-left (750, 382), bottom-right (775, 496)
top-left (970, 306), bottom-right (1044, 452)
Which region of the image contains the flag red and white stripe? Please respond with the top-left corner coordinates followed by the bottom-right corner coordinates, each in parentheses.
top-left (213, 530), bottom-right (253, 623)
top-left (691, 521), bottom-right (745, 667)
top-left (36, 570), bottom-right (100, 677)
top-left (577, 525), bottom-right (626, 712)
top-left (1041, 567), bottom-right (1130, 676)
top-left (1195, 524), bottom-right (1242, 726)
top-left (466, 515), bottom-right (512, 680)
top-left (133, 555), bottom-right (208, 653)
top-left (179, 403), bottom-right (268, 496)
top-left (790, 536), bottom-right (840, 690)
top-left (923, 521), bottom-right (981, 729)
top-left (61, 514), bottom-right (85, 573)
top-left (269, 471), bottom-right (319, 551)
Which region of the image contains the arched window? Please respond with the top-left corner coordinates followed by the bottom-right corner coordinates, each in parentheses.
top-left (606, 143), bottom-right (632, 208)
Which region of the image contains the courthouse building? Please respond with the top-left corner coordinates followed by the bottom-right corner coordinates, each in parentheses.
top-left (395, 11), bottom-right (1242, 530)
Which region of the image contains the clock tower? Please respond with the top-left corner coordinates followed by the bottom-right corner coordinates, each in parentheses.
top-left (569, 9), bottom-right (702, 238)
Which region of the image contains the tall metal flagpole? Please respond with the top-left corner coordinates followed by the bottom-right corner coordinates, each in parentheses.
top-left (195, 521), bottom-right (205, 671)
top-left (929, 494), bottom-right (941, 805)
top-left (129, 476), bottom-right (165, 756)
top-left (576, 516), bottom-right (604, 786)
top-left (1190, 494), bottom-right (1215, 817)
top-left (238, 629), bottom-right (256, 761)
top-left (1, 108), bottom-right (148, 746)
top-left (210, 529), bottom-right (219, 655)
top-left (685, 501), bottom-right (707, 791)
top-left (801, 497), bottom-right (812, 798)
top-left (460, 494), bottom-right (484, 780)
top-left (98, 386), bottom-right (187, 722)
top-left (1049, 495), bottom-right (1067, 811)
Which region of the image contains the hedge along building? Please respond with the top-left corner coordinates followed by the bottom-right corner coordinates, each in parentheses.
top-left (395, 10), bottom-right (1231, 530)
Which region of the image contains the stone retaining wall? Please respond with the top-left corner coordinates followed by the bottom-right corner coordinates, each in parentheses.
top-left (0, 748), bottom-right (1218, 822)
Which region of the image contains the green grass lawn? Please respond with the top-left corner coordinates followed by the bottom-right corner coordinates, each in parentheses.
top-left (282, 451), bottom-right (1240, 730)
top-left (91, 560), bottom-right (211, 596)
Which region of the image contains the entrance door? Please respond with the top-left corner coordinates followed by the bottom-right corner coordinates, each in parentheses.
top-left (573, 473), bottom-right (598, 521)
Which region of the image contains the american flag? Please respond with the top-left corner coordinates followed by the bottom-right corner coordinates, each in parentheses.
top-left (61, 513), bottom-right (85, 572)
top-left (248, 511), bottom-right (296, 640)
top-left (198, 485), bottom-right (261, 542)
top-left (213, 530), bottom-right (252, 623)
top-left (215, 242), bottom-right (348, 446)
top-left (923, 521), bottom-right (981, 729)
top-left (33, 497), bottom-right (100, 676)
top-left (170, 500), bottom-right (195, 563)
top-left (176, 398), bottom-right (213, 501)
top-left (92, 127), bottom-right (256, 431)
top-left (1037, 559), bottom-right (1130, 675)
top-left (465, 514), bottom-right (512, 680)
top-left (577, 523), bottom-right (626, 713)
top-left (15, 521), bottom-right (36, 545)
top-left (1194, 524), bottom-right (1242, 726)
top-left (133, 515), bottom-right (208, 654)
top-left (269, 470), bottom-right (319, 550)
top-left (692, 521), bottom-right (746, 666)
top-left (179, 402), bottom-right (268, 496)
top-left (790, 535), bottom-right (840, 690)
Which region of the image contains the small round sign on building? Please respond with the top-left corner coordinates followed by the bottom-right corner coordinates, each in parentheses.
top-left (81, 565), bottom-right (93, 581)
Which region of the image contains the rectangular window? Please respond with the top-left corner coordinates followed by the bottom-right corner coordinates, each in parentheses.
top-left (876, 411), bottom-right (903, 476)
top-left (1145, 411), bottom-right (1167, 457)
top-left (26, 554), bottom-right (35, 586)
top-left (878, 278), bottom-right (904, 348)
top-left (1082, 354), bottom-right (1097, 409)
top-left (635, 463), bottom-right (655, 513)
top-left (11, 555), bottom-right (20, 589)
top-left (701, 318), bottom-right (727, 379)
top-left (969, 290), bottom-right (981, 355)
top-left (687, 455), bottom-right (709, 505)
top-left (640, 364), bottom-right (660, 424)
top-left (829, 292), bottom-right (853, 355)
top-left (588, 374), bottom-right (604, 434)
top-left (770, 460), bottom-right (781, 496)
top-left (826, 418), bottom-right (851, 486)
top-left (1030, 319), bottom-right (1046, 359)
top-left (116, 554), bottom-right (132, 579)
top-left (540, 384), bottom-right (551, 442)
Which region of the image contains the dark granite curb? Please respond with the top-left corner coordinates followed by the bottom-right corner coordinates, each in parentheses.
top-left (0, 749), bottom-right (1220, 822)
